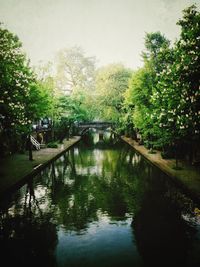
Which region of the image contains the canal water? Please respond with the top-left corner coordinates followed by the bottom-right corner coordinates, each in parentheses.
top-left (1, 132), bottom-right (200, 267)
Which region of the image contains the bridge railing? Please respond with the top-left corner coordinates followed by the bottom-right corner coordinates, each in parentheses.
top-left (77, 121), bottom-right (113, 127)
top-left (30, 135), bottom-right (40, 150)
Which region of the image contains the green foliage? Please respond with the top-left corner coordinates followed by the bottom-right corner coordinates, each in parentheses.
top-left (174, 5), bottom-right (200, 138)
top-left (124, 6), bottom-right (200, 158)
top-left (49, 47), bottom-right (99, 139)
top-left (123, 31), bottom-right (171, 142)
top-left (57, 89), bottom-right (95, 122)
top-left (27, 81), bottom-right (54, 121)
top-left (152, 5), bottom-right (200, 148)
top-left (54, 117), bottom-right (72, 143)
top-left (47, 141), bottom-right (58, 148)
top-left (95, 64), bottom-right (132, 131)
top-left (161, 149), bottom-right (174, 159)
top-left (0, 24), bottom-right (34, 154)
top-left (122, 5), bottom-right (200, 163)
top-left (0, 25), bottom-right (57, 154)
top-left (1, 4), bottom-right (199, 162)
top-left (0, 24), bottom-right (34, 129)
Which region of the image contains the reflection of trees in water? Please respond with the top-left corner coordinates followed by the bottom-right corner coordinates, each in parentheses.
top-left (0, 178), bottom-right (58, 267)
top-left (81, 130), bottom-right (121, 150)
top-left (1, 132), bottom-right (199, 266)
top-left (131, 169), bottom-right (199, 267)
top-left (23, 178), bottom-right (42, 218)
top-left (46, 143), bottom-right (146, 231)
top-left (43, 143), bottom-right (200, 265)
top-left (0, 216), bottom-right (57, 267)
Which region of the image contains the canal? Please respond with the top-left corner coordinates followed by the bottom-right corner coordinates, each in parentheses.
top-left (0, 132), bottom-right (200, 267)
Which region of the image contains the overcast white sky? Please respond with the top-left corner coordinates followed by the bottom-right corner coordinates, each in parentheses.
top-left (0, 0), bottom-right (199, 70)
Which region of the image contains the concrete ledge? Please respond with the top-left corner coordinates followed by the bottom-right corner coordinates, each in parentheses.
top-left (121, 136), bottom-right (200, 204)
top-left (0, 136), bottom-right (81, 199)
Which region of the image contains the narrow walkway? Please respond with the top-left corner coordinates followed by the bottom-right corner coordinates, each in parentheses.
top-left (122, 136), bottom-right (200, 201)
top-left (0, 136), bottom-right (81, 197)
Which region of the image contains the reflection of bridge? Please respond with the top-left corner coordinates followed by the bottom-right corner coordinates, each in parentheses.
top-left (76, 121), bottom-right (113, 135)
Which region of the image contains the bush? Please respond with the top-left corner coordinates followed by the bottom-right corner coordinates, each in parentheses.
top-left (144, 140), bottom-right (151, 149)
top-left (148, 149), bottom-right (156, 154)
top-left (161, 149), bottom-right (174, 159)
top-left (47, 142), bottom-right (58, 148)
top-left (172, 165), bottom-right (183, 170)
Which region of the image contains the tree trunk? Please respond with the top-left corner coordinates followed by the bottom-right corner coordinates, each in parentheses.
top-left (28, 135), bottom-right (33, 161)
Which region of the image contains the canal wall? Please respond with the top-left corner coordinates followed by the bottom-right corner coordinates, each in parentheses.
top-left (0, 136), bottom-right (81, 198)
top-left (121, 136), bottom-right (200, 204)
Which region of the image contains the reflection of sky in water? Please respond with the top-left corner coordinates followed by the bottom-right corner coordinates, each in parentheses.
top-left (56, 210), bottom-right (141, 267)
top-left (76, 149), bottom-right (105, 176)
top-left (6, 183), bottom-right (53, 217)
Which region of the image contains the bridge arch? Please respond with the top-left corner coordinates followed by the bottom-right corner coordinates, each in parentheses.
top-left (75, 121), bottom-right (113, 135)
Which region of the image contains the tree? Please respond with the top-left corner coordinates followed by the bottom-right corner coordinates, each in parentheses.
top-left (124, 67), bottom-right (153, 142)
top-left (0, 24), bottom-right (34, 153)
top-left (123, 5), bottom-right (200, 165)
top-left (142, 31), bottom-right (170, 72)
top-left (54, 87), bottom-right (97, 141)
top-left (55, 46), bottom-right (96, 94)
top-left (27, 81), bottom-right (54, 122)
top-left (95, 64), bottom-right (132, 129)
top-left (124, 32), bottom-right (171, 147)
top-left (175, 5), bottom-right (200, 156)
top-left (57, 91), bottom-right (94, 123)
top-left (158, 5), bottom-right (200, 163)
top-left (34, 61), bottom-right (61, 129)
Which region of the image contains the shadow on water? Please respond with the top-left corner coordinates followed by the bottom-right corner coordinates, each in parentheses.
top-left (0, 130), bottom-right (200, 267)
top-left (131, 167), bottom-right (199, 267)
top-left (0, 177), bottom-right (58, 267)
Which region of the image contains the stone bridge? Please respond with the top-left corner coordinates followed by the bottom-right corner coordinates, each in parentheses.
top-left (76, 121), bottom-right (113, 135)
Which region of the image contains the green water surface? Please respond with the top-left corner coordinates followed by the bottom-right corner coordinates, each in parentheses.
top-left (1, 132), bottom-right (200, 267)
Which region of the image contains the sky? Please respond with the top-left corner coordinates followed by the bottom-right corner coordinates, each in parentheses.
top-left (0, 0), bottom-right (199, 70)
